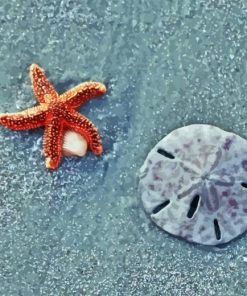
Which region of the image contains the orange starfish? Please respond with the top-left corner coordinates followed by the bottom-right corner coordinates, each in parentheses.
top-left (0, 64), bottom-right (106, 169)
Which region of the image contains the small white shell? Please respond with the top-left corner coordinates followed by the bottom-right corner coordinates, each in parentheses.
top-left (62, 130), bottom-right (88, 157)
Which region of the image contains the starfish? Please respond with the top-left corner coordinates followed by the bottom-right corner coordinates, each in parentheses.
top-left (0, 64), bottom-right (106, 169)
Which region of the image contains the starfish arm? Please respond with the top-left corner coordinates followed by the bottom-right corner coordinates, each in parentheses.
top-left (43, 118), bottom-right (64, 169)
top-left (64, 110), bottom-right (103, 155)
top-left (0, 106), bottom-right (47, 130)
top-left (60, 82), bottom-right (106, 109)
top-left (30, 64), bottom-right (59, 103)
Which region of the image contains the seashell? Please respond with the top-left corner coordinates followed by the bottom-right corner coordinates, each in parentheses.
top-left (62, 130), bottom-right (87, 157)
top-left (139, 124), bottom-right (247, 245)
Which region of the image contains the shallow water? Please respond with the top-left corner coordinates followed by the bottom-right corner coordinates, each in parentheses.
top-left (0, 0), bottom-right (247, 295)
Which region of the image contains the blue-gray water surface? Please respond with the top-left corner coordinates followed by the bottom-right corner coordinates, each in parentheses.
top-left (1, 0), bottom-right (247, 295)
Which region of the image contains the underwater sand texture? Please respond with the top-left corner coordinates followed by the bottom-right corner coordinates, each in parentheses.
top-left (1, 1), bottom-right (247, 295)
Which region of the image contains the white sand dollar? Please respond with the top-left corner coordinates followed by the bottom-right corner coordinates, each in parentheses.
top-left (139, 124), bottom-right (247, 245)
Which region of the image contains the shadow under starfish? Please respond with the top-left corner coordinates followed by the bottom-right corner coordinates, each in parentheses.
top-left (0, 64), bottom-right (107, 169)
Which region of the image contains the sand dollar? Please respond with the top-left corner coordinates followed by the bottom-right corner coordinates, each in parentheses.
top-left (139, 124), bottom-right (247, 245)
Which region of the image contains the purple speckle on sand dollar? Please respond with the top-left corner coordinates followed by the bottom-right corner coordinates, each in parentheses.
top-left (139, 124), bottom-right (247, 245)
top-left (242, 160), bottom-right (247, 171)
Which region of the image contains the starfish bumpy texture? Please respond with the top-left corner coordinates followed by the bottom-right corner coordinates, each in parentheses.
top-left (0, 64), bottom-right (106, 169)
